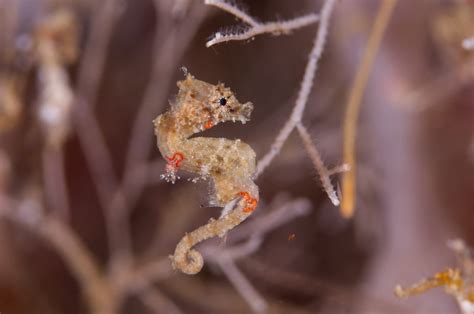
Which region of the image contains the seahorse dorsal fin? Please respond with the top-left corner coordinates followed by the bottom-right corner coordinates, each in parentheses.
top-left (174, 74), bottom-right (212, 110)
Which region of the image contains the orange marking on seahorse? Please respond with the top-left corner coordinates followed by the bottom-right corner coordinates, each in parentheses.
top-left (238, 191), bottom-right (258, 213)
top-left (166, 152), bottom-right (185, 168)
top-left (204, 119), bottom-right (213, 130)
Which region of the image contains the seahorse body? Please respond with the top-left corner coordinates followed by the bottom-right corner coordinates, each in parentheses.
top-left (153, 73), bottom-right (259, 274)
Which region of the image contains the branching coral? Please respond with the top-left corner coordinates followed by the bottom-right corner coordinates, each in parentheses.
top-left (205, 0), bottom-right (319, 47)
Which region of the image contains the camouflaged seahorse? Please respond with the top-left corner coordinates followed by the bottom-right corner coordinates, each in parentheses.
top-left (153, 73), bottom-right (259, 274)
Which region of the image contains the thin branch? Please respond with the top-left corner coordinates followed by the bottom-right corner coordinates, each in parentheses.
top-left (42, 147), bottom-right (70, 221)
top-left (228, 197), bottom-right (312, 244)
top-left (396, 61), bottom-right (474, 112)
top-left (120, 24), bottom-right (177, 202)
top-left (244, 257), bottom-right (412, 313)
top-left (217, 258), bottom-right (267, 313)
top-left (137, 197), bottom-right (310, 312)
top-left (139, 287), bottom-right (183, 314)
top-left (206, 0), bottom-right (258, 26)
top-left (296, 123), bottom-right (340, 206)
top-left (72, 0), bottom-right (120, 187)
top-left (197, 197), bottom-right (312, 264)
top-left (73, 104), bottom-right (117, 208)
top-left (214, 236), bottom-right (263, 261)
top-left (128, 257), bottom-right (173, 292)
top-left (73, 103), bottom-right (132, 265)
top-left (72, 0), bottom-right (121, 201)
top-left (201, 197), bottom-right (312, 313)
top-left (340, 0), bottom-right (397, 218)
top-left (172, 0), bottom-right (193, 20)
top-left (116, 5), bottom-right (209, 265)
top-left (255, 0), bottom-right (337, 178)
top-left (39, 217), bottom-right (118, 314)
top-left (72, 0), bottom-right (133, 266)
top-left (0, 197), bottom-right (117, 314)
top-left (205, 0), bottom-right (319, 47)
top-left (327, 164), bottom-right (350, 176)
top-left (75, 0), bottom-right (120, 110)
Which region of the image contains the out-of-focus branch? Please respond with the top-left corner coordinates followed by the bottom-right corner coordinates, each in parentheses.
top-left (128, 197), bottom-right (311, 313)
top-left (73, 103), bottom-right (133, 268)
top-left (463, 37), bottom-right (474, 50)
top-left (0, 193), bottom-right (176, 314)
top-left (0, 197), bottom-right (117, 314)
top-left (71, 0), bottom-right (131, 264)
top-left (341, 0), bottom-right (396, 218)
top-left (128, 257), bottom-right (173, 292)
top-left (218, 257), bottom-right (267, 313)
top-left (205, 0), bottom-right (319, 47)
top-left (122, 4), bottom-right (208, 200)
top-left (35, 3), bottom-right (208, 310)
top-left (39, 217), bottom-right (118, 314)
top-left (171, 0), bottom-right (192, 20)
top-left (75, 0), bottom-right (120, 110)
top-left (244, 257), bottom-right (411, 313)
top-left (0, 0), bottom-right (19, 63)
top-left (395, 60), bottom-right (474, 112)
top-left (139, 287), bottom-right (183, 314)
top-left (227, 197), bottom-right (312, 243)
top-left (199, 196), bottom-right (312, 313)
top-left (117, 4), bottom-right (209, 263)
top-left (42, 148), bottom-right (70, 221)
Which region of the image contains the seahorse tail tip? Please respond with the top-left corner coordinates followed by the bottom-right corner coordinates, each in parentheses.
top-left (171, 249), bottom-right (204, 275)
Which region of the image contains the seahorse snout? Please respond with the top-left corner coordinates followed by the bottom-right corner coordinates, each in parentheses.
top-left (237, 101), bottom-right (253, 123)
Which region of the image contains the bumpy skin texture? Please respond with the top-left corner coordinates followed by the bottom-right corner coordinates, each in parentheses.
top-left (153, 73), bottom-right (259, 274)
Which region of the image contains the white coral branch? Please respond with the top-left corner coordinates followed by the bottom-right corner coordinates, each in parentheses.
top-left (205, 0), bottom-right (319, 47)
top-left (296, 123), bottom-right (341, 206)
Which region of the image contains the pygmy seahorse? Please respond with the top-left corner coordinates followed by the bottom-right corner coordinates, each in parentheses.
top-left (153, 73), bottom-right (259, 275)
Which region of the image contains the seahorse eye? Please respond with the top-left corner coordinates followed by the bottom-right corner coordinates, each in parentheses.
top-left (219, 98), bottom-right (227, 106)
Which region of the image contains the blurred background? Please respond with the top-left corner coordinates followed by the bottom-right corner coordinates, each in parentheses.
top-left (0, 0), bottom-right (473, 313)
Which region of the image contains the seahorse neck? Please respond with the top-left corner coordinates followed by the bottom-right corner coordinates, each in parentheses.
top-left (173, 111), bottom-right (208, 139)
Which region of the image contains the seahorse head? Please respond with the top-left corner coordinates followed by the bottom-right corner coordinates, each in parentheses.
top-left (173, 74), bottom-right (253, 133)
